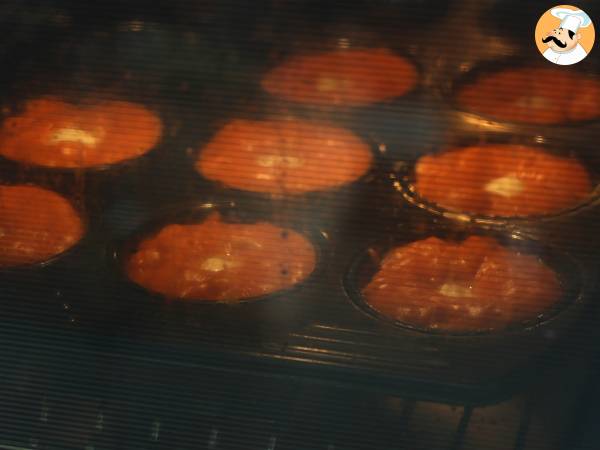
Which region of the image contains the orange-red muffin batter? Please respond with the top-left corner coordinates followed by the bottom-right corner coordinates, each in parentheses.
top-left (261, 48), bottom-right (417, 107)
top-left (414, 145), bottom-right (592, 217)
top-left (196, 119), bottom-right (373, 195)
top-left (126, 213), bottom-right (317, 301)
top-left (456, 67), bottom-right (600, 124)
top-left (0, 185), bottom-right (84, 267)
top-left (0, 97), bottom-right (162, 168)
top-left (363, 236), bottom-right (563, 332)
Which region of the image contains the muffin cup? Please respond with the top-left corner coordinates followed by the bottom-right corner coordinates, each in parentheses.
top-left (344, 224), bottom-right (585, 336)
top-left (75, 201), bottom-right (330, 340)
top-left (181, 106), bottom-right (394, 228)
top-left (0, 182), bottom-right (104, 325)
top-left (0, 66), bottom-right (179, 223)
top-left (444, 58), bottom-right (600, 134)
top-left (341, 220), bottom-right (593, 390)
top-left (389, 131), bottom-right (600, 227)
top-left (255, 30), bottom-right (427, 125)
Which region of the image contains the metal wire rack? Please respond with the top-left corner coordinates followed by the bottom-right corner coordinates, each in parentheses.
top-left (0, 321), bottom-right (598, 450)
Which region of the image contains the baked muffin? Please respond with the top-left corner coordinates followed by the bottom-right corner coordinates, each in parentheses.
top-left (262, 48), bottom-right (417, 107)
top-left (0, 97), bottom-right (162, 168)
top-left (196, 119), bottom-right (373, 195)
top-left (363, 236), bottom-right (563, 332)
top-left (414, 145), bottom-right (592, 217)
top-left (126, 213), bottom-right (317, 301)
top-left (456, 67), bottom-right (600, 124)
top-left (0, 184), bottom-right (84, 267)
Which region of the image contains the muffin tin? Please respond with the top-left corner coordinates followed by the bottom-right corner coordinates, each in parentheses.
top-left (1, 4), bottom-right (600, 403)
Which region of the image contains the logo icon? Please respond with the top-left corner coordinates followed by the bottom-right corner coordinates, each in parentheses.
top-left (535, 5), bottom-right (595, 65)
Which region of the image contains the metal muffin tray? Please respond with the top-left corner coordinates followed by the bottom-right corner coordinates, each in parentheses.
top-left (1, 1), bottom-right (599, 404)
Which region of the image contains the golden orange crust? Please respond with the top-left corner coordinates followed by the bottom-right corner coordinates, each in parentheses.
top-left (0, 97), bottom-right (162, 168)
top-left (0, 185), bottom-right (84, 267)
top-left (262, 49), bottom-right (417, 107)
top-left (363, 236), bottom-right (563, 332)
top-left (126, 214), bottom-right (317, 301)
top-left (414, 145), bottom-right (592, 217)
top-left (196, 119), bottom-right (373, 195)
top-left (457, 67), bottom-right (600, 124)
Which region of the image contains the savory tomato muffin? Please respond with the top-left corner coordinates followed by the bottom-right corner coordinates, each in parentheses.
top-left (414, 145), bottom-right (592, 217)
top-left (196, 119), bottom-right (373, 195)
top-left (456, 67), bottom-right (600, 124)
top-left (0, 184), bottom-right (84, 267)
top-left (126, 213), bottom-right (317, 302)
top-left (0, 97), bottom-right (162, 168)
top-left (363, 236), bottom-right (563, 332)
top-left (262, 48), bottom-right (417, 107)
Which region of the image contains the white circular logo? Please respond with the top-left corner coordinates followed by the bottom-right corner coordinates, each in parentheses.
top-left (535, 5), bottom-right (595, 65)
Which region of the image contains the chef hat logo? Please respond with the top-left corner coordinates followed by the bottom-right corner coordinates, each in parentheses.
top-left (551, 7), bottom-right (592, 33)
top-left (535, 5), bottom-right (595, 66)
